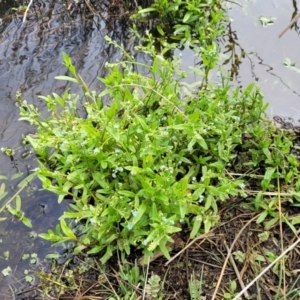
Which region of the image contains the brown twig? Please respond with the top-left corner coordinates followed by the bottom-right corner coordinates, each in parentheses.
top-left (224, 241), bottom-right (250, 299)
top-left (278, 12), bottom-right (300, 38)
top-left (211, 214), bottom-right (259, 300)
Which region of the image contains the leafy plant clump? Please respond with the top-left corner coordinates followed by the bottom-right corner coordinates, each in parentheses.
top-left (133, 0), bottom-right (226, 48)
top-left (18, 34), bottom-right (300, 264)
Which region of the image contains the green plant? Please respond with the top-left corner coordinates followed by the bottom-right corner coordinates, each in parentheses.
top-left (189, 271), bottom-right (204, 300)
top-left (223, 280), bottom-right (238, 299)
top-left (17, 28), bottom-right (300, 267)
top-left (145, 274), bottom-right (162, 300)
top-left (0, 170), bottom-right (36, 227)
top-left (117, 261), bottom-right (144, 298)
top-left (12, 5), bottom-right (27, 14)
top-left (259, 16), bottom-right (276, 27)
top-left (19, 34), bottom-right (257, 263)
top-left (133, 0), bottom-right (227, 48)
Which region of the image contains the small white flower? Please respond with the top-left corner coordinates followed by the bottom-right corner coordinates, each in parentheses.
top-left (90, 218), bottom-right (97, 224)
top-left (93, 148), bottom-right (100, 154)
top-left (200, 177), bottom-right (204, 182)
top-left (114, 124), bottom-right (119, 129)
top-left (192, 177), bottom-right (196, 182)
top-left (131, 210), bottom-right (137, 217)
top-left (130, 171), bottom-right (136, 176)
top-left (239, 183), bottom-right (246, 189)
top-left (112, 173), bottom-right (116, 178)
top-left (115, 148), bottom-right (121, 153)
top-left (142, 240), bottom-right (147, 246)
top-left (199, 195), bottom-right (204, 203)
top-left (233, 116), bottom-right (240, 121)
top-left (127, 223), bottom-right (133, 230)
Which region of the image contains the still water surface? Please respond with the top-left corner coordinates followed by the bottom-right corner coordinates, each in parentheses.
top-left (0, 0), bottom-right (300, 297)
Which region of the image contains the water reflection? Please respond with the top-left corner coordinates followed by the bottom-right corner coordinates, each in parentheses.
top-left (180, 0), bottom-right (300, 123)
top-left (225, 0), bottom-right (300, 121)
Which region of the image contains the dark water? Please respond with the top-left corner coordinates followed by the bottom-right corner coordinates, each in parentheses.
top-left (0, 0), bottom-right (300, 297)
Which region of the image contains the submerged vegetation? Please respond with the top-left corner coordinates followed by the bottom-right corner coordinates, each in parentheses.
top-left (1, 0), bottom-right (300, 299)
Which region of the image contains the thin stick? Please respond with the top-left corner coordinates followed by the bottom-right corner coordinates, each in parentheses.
top-left (142, 257), bottom-right (150, 300)
top-left (277, 171), bottom-right (286, 299)
top-left (211, 215), bottom-right (259, 300)
top-left (23, 0), bottom-right (34, 23)
top-left (224, 241), bottom-right (250, 299)
top-left (278, 12), bottom-right (300, 38)
top-left (233, 236), bottom-right (300, 300)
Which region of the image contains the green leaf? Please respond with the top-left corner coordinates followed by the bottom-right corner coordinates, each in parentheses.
top-left (16, 195), bottom-right (21, 211)
top-left (17, 172), bottom-right (37, 188)
top-left (0, 183), bottom-right (7, 201)
top-left (204, 218), bottom-right (212, 233)
top-left (132, 202), bottom-right (147, 226)
top-left (21, 216), bottom-right (32, 228)
top-left (137, 7), bottom-right (157, 14)
top-left (189, 66), bottom-right (206, 77)
top-left (87, 245), bottom-right (103, 255)
top-left (159, 239), bottom-right (170, 259)
top-left (118, 190), bottom-right (136, 198)
top-left (55, 76), bottom-right (78, 83)
top-left (190, 217), bottom-right (202, 238)
top-left (156, 25), bottom-right (165, 36)
top-left (264, 217), bottom-right (279, 230)
top-left (59, 218), bottom-right (77, 240)
top-left (256, 211), bottom-right (268, 224)
top-left (262, 167), bottom-right (276, 190)
top-left (196, 135), bottom-right (208, 150)
top-left (174, 25), bottom-right (190, 35)
top-left (100, 245), bottom-right (114, 264)
top-left (10, 172), bottom-right (23, 180)
top-left (183, 12), bottom-right (192, 23)
top-left (262, 147), bottom-right (272, 161)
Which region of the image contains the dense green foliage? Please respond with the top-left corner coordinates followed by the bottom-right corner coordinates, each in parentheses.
top-left (134, 0), bottom-right (225, 48)
top-left (15, 0), bottom-right (300, 267)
